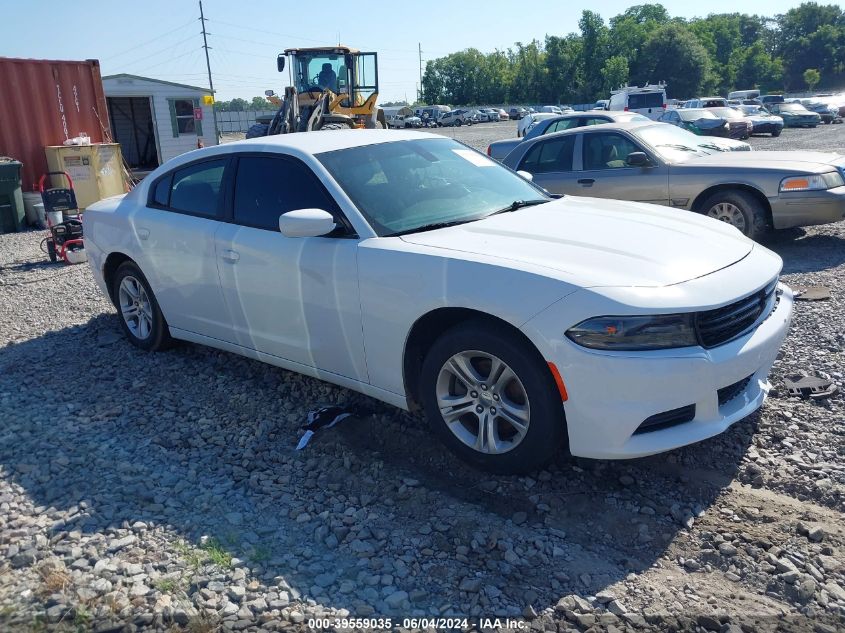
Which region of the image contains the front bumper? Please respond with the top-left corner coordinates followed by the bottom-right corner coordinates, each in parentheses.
top-left (770, 185), bottom-right (845, 229)
top-left (783, 116), bottom-right (819, 127)
top-left (751, 122), bottom-right (782, 134)
top-left (523, 282), bottom-right (793, 460)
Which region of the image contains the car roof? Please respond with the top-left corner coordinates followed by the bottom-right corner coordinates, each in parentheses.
top-left (534, 121), bottom-right (658, 139)
top-left (213, 130), bottom-right (442, 155)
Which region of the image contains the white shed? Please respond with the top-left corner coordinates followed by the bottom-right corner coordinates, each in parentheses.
top-left (101, 74), bottom-right (218, 172)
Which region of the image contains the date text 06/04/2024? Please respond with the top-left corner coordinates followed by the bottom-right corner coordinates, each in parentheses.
top-left (307, 617), bottom-right (527, 630)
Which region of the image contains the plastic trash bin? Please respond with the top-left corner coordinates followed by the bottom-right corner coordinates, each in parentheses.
top-left (0, 159), bottom-right (25, 233)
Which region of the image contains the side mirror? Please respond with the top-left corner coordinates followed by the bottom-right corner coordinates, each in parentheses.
top-left (264, 89), bottom-right (276, 97)
top-left (517, 170), bottom-right (534, 181)
top-left (277, 54), bottom-right (285, 72)
top-left (626, 152), bottom-right (651, 167)
top-left (278, 209), bottom-right (336, 238)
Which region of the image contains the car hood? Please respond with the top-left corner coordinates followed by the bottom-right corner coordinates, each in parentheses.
top-left (400, 197), bottom-right (753, 288)
top-left (689, 117), bottom-right (726, 129)
top-left (679, 150), bottom-right (844, 171)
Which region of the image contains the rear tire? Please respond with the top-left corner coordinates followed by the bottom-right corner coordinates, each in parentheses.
top-left (112, 261), bottom-right (173, 352)
top-left (46, 239), bottom-right (57, 263)
top-left (772, 129), bottom-right (781, 137)
top-left (699, 190), bottom-right (769, 241)
top-left (245, 123), bottom-right (269, 139)
top-left (419, 320), bottom-right (566, 474)
top-left (318, 123), bottom-right (349, 131)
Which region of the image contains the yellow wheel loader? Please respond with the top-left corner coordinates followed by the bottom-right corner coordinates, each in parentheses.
top-left (246, 46), bottom-right (386, 138)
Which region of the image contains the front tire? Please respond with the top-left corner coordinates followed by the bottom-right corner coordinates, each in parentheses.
top-left (112, 262), bottom-right (173, 351)
top-left (772, 129), bottom-right (781, 137)
top-left (699, 190), bottom-right (768, 241)
top-left (420, 321), bottom-right (565, 474)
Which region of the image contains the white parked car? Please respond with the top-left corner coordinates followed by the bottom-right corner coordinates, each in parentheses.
top-left (517, 112), bottom-right (557, 137)
top-left (85, 131), bottom-right (793, 474)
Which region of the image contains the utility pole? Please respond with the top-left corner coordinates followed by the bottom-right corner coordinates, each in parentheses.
top-left (199, 1), bottom-right (219, 143)
top-left (418, 43), bottom-right (423, 104)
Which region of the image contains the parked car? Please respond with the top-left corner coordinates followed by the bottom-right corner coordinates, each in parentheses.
top-left (497, 108), bottom-right (509, 121)
top-left (482, 108), bottom-right (503, 121)
top-left (766, 103), bottom-right (821, 128)
top-left (795, 100), bottom-right (842, 124)
top-left (737, 105), bottom-right (784, 136)
top-left (540, 105), bottom-right (563, 115)
top-left (517, 112), bottom-right (557, 138)
top-left (707, 107), bottom-right (753, 139)
top-left (659, 108), bottom-right (731, 137)
top-left (683, 97), bottom-right (729, 109)
top-left (388, 114), bottom-right (422, 129)
top-left (502, 121), bottom-right (845, 240)
top-left (593, 99), bottom-right (609, 110)
top-left (488, 110), bottom-right (649, 161)
top-left (439, 109), bottom-right (472, 127)
top-left (758, 94), bottom-right (785, 106)
top-left (608, 84), bottom-right (667, 120)
top-left (509, 107), bottom-right (527, 120)
top-left (85, 130), bottom-right (793, 473)
top-left (728, 89), bottom-right (761, 101)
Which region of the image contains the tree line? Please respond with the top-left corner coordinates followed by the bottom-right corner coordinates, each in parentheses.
top-left (421, 2), bottom-right (845, 105)
top-left (213, 97), bottom-right (274, 112)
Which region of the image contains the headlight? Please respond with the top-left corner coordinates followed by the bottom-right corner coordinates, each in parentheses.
top-left (780, 172), bottom-right (844, 192)
top-left (566, 314), bottom-right (697, 351)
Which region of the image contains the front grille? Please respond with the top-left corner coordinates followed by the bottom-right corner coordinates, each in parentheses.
top-left (634, 404), bottom-right (696, 435)
top-left (695, 280), bottom-right (778, 348)
top-left (718, 374), bottom-right (753, 406)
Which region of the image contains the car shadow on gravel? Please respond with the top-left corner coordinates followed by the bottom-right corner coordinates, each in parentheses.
top-left (0, 312), bottom-right (757, 620)
top-left (761, 228), bottom-right (845, 274)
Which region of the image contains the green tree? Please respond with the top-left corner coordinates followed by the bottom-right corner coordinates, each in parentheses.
top-left (601, 55), bottom-right (629, 93)
top-left (638, 23), bottom-right (711, 98)
top-left (578, 10), bottom-right (609, 101)
top-left (803, 68), bottom-right (821, 91)
top-left (545, 35), bottom-right (583, 103)
top-left (732, 41), bottom-right (783, 92)
top-left (250, 96), bottom-right (272, 110)
top-left (228, 98), bottom-right (249, 112)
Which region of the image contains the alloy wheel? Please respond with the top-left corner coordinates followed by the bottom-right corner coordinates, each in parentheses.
top-left (706, 202), bottom-right (747, 233)
top-left (435, 350), bottom-right (530, 454)
top-left (118, 275), bottom-right (154, 340)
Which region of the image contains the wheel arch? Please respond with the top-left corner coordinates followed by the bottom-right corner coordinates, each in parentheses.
top-left (402, 307), bottom-right (558, 410)
top-left (103, 252), bottom-right (135, 304)
top-left (691, 183), bottom-right (773, 226)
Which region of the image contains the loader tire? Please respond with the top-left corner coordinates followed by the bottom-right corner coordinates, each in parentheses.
top-left (319, 123), bottom-right (349, 131)
top-left (245, 123), bottom-right (269, 139)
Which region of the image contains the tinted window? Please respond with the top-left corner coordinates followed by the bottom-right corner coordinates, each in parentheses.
top-left (582, 117), bottom-right (610, 126)
top-left (234, 156), bottom-right (337, 231)
top-left (519, 135), bottom-right (576, 173)
top-left (152, 174), bottom-right (172, 206)
top-left (169, 159), bottom-right (227, 217)
top-left (583, 133), bottom-right (641, 170)
top-left (628, 93), bottom-right (663, 109)
top-left (547, 118), bottom-right (579, 133)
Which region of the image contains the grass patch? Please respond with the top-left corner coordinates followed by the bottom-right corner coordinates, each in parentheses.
top-left (249, 544), bottom-right (270, 563)
top-left (200, 538), bottom-right (233, 569)
top-left (155, 578), bottom-right (178, 593)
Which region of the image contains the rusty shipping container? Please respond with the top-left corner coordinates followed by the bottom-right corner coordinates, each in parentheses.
top-left (0, 57), bottom-right (111, 191)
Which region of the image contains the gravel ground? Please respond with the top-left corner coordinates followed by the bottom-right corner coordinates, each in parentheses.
top-left (1, 126), bottom-right (845, 633)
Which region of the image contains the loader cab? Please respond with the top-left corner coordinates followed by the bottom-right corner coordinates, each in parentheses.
top-left (282, 47), bottom-right (379, 111)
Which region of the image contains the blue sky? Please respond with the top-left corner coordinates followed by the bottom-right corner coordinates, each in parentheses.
top-left (5, 0), bottom-right (801, 102)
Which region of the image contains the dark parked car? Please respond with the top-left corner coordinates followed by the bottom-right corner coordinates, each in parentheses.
top-left (509, 107), bottom-right (527, 120)
top-left (708, 107), bottom-right (753, 139)
top-left (659, 108), bottom-right (732, 137)
top-left (737, 105), bottom-right (784, 137)
top-left (766, 103), bottom-right (821, 128)
top-left (796, 100), bottom-right (842, 124)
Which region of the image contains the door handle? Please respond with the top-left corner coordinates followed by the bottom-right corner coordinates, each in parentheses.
top-left (220, 249), bottom-right (240, 263)
top-left (577, 179), bottom-right (595, 186)
top-left (137, 228), bottom-right (150, 240)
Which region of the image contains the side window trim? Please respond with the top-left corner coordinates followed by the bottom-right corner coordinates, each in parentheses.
top-left (229, 151), bottom-right (358, 238)
top-left (146, 156), bottom-right (232, 220)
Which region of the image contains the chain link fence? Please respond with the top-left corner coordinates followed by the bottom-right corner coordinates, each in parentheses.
top-left (215, 110), bottom-right (278, 133)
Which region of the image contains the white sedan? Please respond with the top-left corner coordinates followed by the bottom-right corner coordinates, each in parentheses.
top-left (517, 112), bottom-right (557, 137)
top-left (84, 131), bottom-right (793, 474)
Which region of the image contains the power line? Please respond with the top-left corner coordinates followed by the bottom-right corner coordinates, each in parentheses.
top-left (199, 0), bottom-right (220, 142)
top-left (116, 34), bottom-right (200, 70)
top-left (102, 19), bottom-right (197, 61)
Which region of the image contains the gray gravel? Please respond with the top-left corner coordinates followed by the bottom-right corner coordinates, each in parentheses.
top-left (1, 129), bottom-right (845, 632)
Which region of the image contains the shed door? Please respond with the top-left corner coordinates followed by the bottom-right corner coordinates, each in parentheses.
top-left (107, 97), bottom-right (159, 170)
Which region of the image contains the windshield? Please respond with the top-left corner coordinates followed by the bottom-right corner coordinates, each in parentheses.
top-left (678, 109), bottom-right (718, 121)
top-left (295, 52), bottom-right (348, 93)
top-left (633, 124), bottom-right (720, 162)
top-left (317, 138), bottom-right (548, 236)
top-left (739, 106), bottom-right (765, 116)
top-left (779, 104), bottom-right (806, 113)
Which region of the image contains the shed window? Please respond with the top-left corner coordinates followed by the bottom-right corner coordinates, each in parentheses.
top-left (174, 100), bottom-right (195, 134)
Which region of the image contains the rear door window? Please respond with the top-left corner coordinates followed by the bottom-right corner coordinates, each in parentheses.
top-left (628, 93), bottom-right (664, 109)
top-left (233, 155), bottom-right (338, 231)
top-left (546, 118), bottom-right (580, 134)
top-left (519, 135), bottom-right (577, 173)
top-left (168, 159), bottom-right (228, 218)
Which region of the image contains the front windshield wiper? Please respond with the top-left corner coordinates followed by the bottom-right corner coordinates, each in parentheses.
top-left (487, 198), bottom-right (550, 217)
top-left (385, 218), bottom-right (479, 237)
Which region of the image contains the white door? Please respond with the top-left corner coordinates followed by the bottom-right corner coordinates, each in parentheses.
top-left (133, 157), bottom-right (232, 340)
top-left (214, 153), bottom-right (368, 382)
